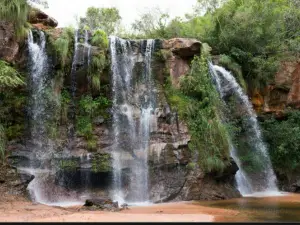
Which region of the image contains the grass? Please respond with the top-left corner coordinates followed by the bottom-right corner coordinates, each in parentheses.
top-left (0, 0), bottom-right (30, 40)
top-left (165, 55), bottom-right (231, 174)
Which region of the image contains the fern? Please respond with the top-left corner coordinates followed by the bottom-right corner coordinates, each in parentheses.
top-left (91, 54), bottom-right (106, 71)
top-left (53, 27), bottom-right (74, 66)
top-left (0, 60), bottom-right (25, 89)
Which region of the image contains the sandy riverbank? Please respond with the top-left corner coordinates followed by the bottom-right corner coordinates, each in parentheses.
top-left (0, 194), bottom-right (238, 222)
top-left (1, 192), bottom-right (300, 222)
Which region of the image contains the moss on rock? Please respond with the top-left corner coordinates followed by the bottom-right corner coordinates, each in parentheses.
top-left (91, 153), bottom-right (112, 173)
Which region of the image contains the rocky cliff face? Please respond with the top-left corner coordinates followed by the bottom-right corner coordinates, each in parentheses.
top-left (0, 22), bottom-right (20, 63)
top-left (4, 28), bottom-right (241, 202)
top-left (252, 59), bottom-right (300, 114)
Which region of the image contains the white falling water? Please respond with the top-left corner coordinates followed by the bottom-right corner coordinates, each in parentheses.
top-left (110, 36), bottom-right (156, 205)
top-left (26, 30), bottom-right (84, 206)
top-left (27, 30), bottom-right (48, 159)
top-left (67, 29), bottom-right (79, 145)
top-left (209, 62), bottom-right (279, 196)
top-left (84, 30), bottom-right (91, 66)
top-left (27, 30), bottom-right (50, 202)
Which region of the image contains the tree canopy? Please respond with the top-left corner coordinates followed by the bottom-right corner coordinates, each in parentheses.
top-left (79, 7), bottom-right (121, 35)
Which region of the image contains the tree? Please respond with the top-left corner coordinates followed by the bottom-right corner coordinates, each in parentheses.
top-left (80, 7), bottom-right (121, 35)
top-left (27, 0), bottom-right (48, 8)
top-left (131, 7), bottom-right (170, 38)
top-left (194, 0), bottom-right (227, 14)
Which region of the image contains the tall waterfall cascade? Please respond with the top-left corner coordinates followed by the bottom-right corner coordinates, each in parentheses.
top-left (24, 30), bottom-right (89, 206)
top-left (26, 30), bottom-right (55, 204)
top-left (208, 62), bottom-right (279, 196)
top-left (110, 36), bottom-right (156, 205)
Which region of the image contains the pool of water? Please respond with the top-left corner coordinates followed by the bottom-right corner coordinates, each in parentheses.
top-left (197, 193), bottom-right (300, 222)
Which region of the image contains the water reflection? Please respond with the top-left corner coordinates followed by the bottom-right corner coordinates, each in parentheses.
top-left (197, 194), bottom-right (300, 222)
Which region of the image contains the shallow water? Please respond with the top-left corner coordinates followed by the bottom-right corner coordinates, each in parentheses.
top-left (197, 193), bottom-right (300, 222)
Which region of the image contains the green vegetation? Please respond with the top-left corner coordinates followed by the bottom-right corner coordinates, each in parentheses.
top-left (91, 30), bottom-right (109, 48)
top-left (0, 124), bottom-right (5, 162)
top-left (60, 90), bottom-right (71, 125)
top-left (165, 55), bottom-right (231, 174)
top-left (0, 0), bottom-right (30, 40)
top-left (51, 27), bottom-right (75, 67)
top-left (58, 159), bottom-right (79, 171)
top-left (128, 0), bottom-right (300, 90)
top-left (0, 60), bottom-right (25, 90)
top-left (76, 95), bottom-right (111, 151)
top-left (131, 8), bottom-right (170, 38)
top-left (79, 7), bottom-right (121, 35)
top-left (88, 30), bottom-right (108, 94)
top-left (218, 54), bottom-right (246, 91)
top-left (262, 111), bottom-right (300, 174)
top-left (91, 153), bottom-right (111, 173)
top-left (0, 60), bottom-right (26, 162)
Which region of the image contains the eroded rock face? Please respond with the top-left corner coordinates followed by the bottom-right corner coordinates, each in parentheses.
top-left (162, 38), bottom-right (201, 58)
top-left (7, 35), bottom-right (241, 202)
top-left (29, 8), bottom-right (58, 28)
top-left (255, 59), bottom-right (300, 113)
top-left (0, 22), bottom-right (19, 62)
top-left (287, 62), bottom-right (300, 108)
top-left (162, 38), bottom-right (201, 87)
top-left (174, 161), bottom-right (241, 201)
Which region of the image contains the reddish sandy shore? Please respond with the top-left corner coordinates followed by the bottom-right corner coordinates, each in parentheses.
top-left (1, 193), bottom-right (299, 222)
top-left (0, 196), bottom-right (237, 222)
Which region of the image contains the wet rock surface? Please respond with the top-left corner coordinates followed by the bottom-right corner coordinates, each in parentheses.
top-left (6, 34), bottom-right (241, 202)
top-left (84, 198), bottom-right (120, 211)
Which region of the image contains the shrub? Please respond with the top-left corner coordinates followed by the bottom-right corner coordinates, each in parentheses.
top-left (91, 30), bottom-right (108, 49)
top-left (0, 60), bottom-right (25, 90)
top-left (165, 55), bottom-right (231, 174)
top-left (261, 110), bottom-right (300, 174)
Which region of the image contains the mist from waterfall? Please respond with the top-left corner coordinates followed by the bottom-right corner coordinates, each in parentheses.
top-left (110, 36), bottom-right (156, 205)
top-left (208, 62), bottom-right (279, 196)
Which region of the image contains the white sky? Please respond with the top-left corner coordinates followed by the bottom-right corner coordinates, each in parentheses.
top-left (38, 0), bottom-right (198, 29)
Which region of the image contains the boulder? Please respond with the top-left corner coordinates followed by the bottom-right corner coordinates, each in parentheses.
top-left (162, 38), bottom-right (201, 58)
top-left (161, 38), bottom-right (201, 88)
top-left (84, 198), bottom-right (119, 211)
top-left (29, 8), bottom-right (58, 28)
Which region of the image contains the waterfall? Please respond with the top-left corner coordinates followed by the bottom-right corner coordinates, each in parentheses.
top-left (84, 30), bottom-right (92, 89)
top-left (27, 29), bottom-right (52, 202)
top-left (208, 62), bottom-right (279, 196)
top-left (27, 30), bottom-right (49, 159)
top-left (84, 30), bottom-right (91, 66)
top-left (110, 36), bottom-right (156, 205)
top-left (67, 30), bottom-right (79, 147)
top-left (25, 30), bottom-right (83, 206)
